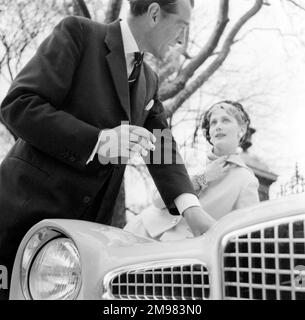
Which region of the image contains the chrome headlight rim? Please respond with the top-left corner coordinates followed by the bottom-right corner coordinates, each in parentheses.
top-left (20, 227), bottom-right (82, 300)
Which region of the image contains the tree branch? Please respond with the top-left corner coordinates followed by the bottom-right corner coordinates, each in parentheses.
top-left (104, 0), bottom-right (123, 24)
top-left (164, 0), bottom-right (264, 117)
top-left (285, 0), bottom-right (305, 12)
top-left (72, 0), bottom-right (91, 19)
top-left (159, 0), bottom-right (230, 101)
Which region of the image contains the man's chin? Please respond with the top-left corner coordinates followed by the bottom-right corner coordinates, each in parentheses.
top-left (155, 46), bottom-right (169, 61)
top-left (155, 53), bottom-right (166, 61)
top-left (146, 48), bottom-right (163, 61)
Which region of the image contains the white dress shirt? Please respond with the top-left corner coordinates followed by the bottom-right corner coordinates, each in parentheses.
top-left (120, 19), bottom-right (140, 77)
top-left (87, 19), bottom-right (200, 215)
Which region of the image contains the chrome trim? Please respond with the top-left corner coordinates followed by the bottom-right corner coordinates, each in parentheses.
top-left (102, 259), bottom-right (210, 300)
top-left (20, 227), bottom-right (81, 300)
top-left (220, 214), bottom-right (305, 300)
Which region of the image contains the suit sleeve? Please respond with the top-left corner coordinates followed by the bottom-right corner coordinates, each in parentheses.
top-left (0, 16), bottom-right (100, 170)
top-left (235, 177), bottom-right (260, 210)
top-left (143, 74), bottom-right (197, 211)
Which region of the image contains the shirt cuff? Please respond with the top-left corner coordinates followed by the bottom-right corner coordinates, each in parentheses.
top-left (174, 193), bottom-right (201, 215)
top-left (86, 130), bottom-right (103, 165)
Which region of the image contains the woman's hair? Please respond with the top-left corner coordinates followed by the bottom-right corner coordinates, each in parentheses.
top-left (128, 0), bottom-right (194, 16)
top-left (201, 100), bottom-right (251, 146)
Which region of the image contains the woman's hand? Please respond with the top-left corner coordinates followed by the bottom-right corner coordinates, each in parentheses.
top-left (204, 156), bottom-right (229, 183)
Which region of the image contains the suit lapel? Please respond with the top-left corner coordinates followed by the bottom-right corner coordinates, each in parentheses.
top-left (105, 21), bottom-right (131, 121)
top-left (130, 64), bottom-right (147, 125)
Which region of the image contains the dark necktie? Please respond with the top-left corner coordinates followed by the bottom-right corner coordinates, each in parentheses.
top-left (128, 52), bottom-right (143, 86)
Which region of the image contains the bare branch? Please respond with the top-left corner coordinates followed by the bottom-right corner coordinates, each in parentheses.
top-left (285, 0), bottom-right (305, 12)
top-left (104, 0), bottom-right (123, 24)
top-left (164, 0), bottom-right (264, 117)
top-left (73, 0), bottom-right (91, 19)
top-left (159, 0), bottom-right (229, 101)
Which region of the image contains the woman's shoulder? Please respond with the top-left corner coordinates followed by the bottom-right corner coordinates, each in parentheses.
top-left (240, 168), bottom-right (259, 187)
top-left (228, 155), bottom-right (258, 185)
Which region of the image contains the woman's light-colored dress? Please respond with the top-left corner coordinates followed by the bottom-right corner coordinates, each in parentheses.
top-left (124, 152), bottom-right (260, 241)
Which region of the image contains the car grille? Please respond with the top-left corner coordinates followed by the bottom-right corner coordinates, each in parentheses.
top-left (222, 215), bottom-right (305, 300)
top-left (103, 261), bottom-right (210, 300)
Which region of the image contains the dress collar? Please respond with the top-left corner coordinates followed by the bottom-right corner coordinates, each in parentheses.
top-left (207, 150), bottom-right (249, 170)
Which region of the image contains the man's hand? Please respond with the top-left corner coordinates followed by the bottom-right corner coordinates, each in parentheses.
top-left (97, 124), bottom-right (156, 164)
top-left (183, 206), bottom-right (216, 237)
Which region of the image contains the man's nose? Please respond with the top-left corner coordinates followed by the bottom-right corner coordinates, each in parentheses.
top-left (176, 29), bottom-right (185, 46)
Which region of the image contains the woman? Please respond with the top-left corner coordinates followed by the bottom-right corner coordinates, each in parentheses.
top-left (124, 100), bottom-right (260, 241)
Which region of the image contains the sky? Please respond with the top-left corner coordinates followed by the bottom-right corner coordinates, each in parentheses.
top-left (0, 0), bottom-right (305, 207)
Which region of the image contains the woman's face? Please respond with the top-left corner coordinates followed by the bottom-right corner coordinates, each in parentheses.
top-left (209, 105), bottom-right (244, 156)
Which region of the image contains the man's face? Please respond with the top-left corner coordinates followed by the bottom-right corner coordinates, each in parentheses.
top-left (148, 0), bottom-right (192, 60)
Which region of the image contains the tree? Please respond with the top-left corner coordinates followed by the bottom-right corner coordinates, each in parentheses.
top-left (0, 0), bottom-right (72, 139)
top-left (104, 0), bottom-right (122, 23)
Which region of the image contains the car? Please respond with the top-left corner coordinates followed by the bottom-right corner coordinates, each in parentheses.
top-left (9, 194), bottom-right (305, 300)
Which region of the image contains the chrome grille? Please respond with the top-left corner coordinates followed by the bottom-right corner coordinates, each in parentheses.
top-left (222, 215), bottom-right (305, 300)
top-left (103, 261), bottom-right (210, 300)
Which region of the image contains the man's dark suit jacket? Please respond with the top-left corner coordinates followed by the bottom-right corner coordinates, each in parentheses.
top-left (0, 17), bottom-right (195, 270)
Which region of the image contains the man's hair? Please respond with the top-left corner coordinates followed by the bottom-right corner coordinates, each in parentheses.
top-left (128, 0), bottom-right (194, 16)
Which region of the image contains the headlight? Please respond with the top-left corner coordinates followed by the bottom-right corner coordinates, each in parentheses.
top-left (28, 238), bottom-right (81, 300)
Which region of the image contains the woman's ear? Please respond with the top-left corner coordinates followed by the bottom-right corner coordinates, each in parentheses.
top-left (239, 125), bottom-right (247, 140)
top-left (147, 3), bottom-right (161, 26)
top-left (202, 128), bottom-right (207, 138)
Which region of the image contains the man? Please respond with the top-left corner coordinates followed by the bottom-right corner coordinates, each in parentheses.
top-left (0, 0), bottom-right (215, 299)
